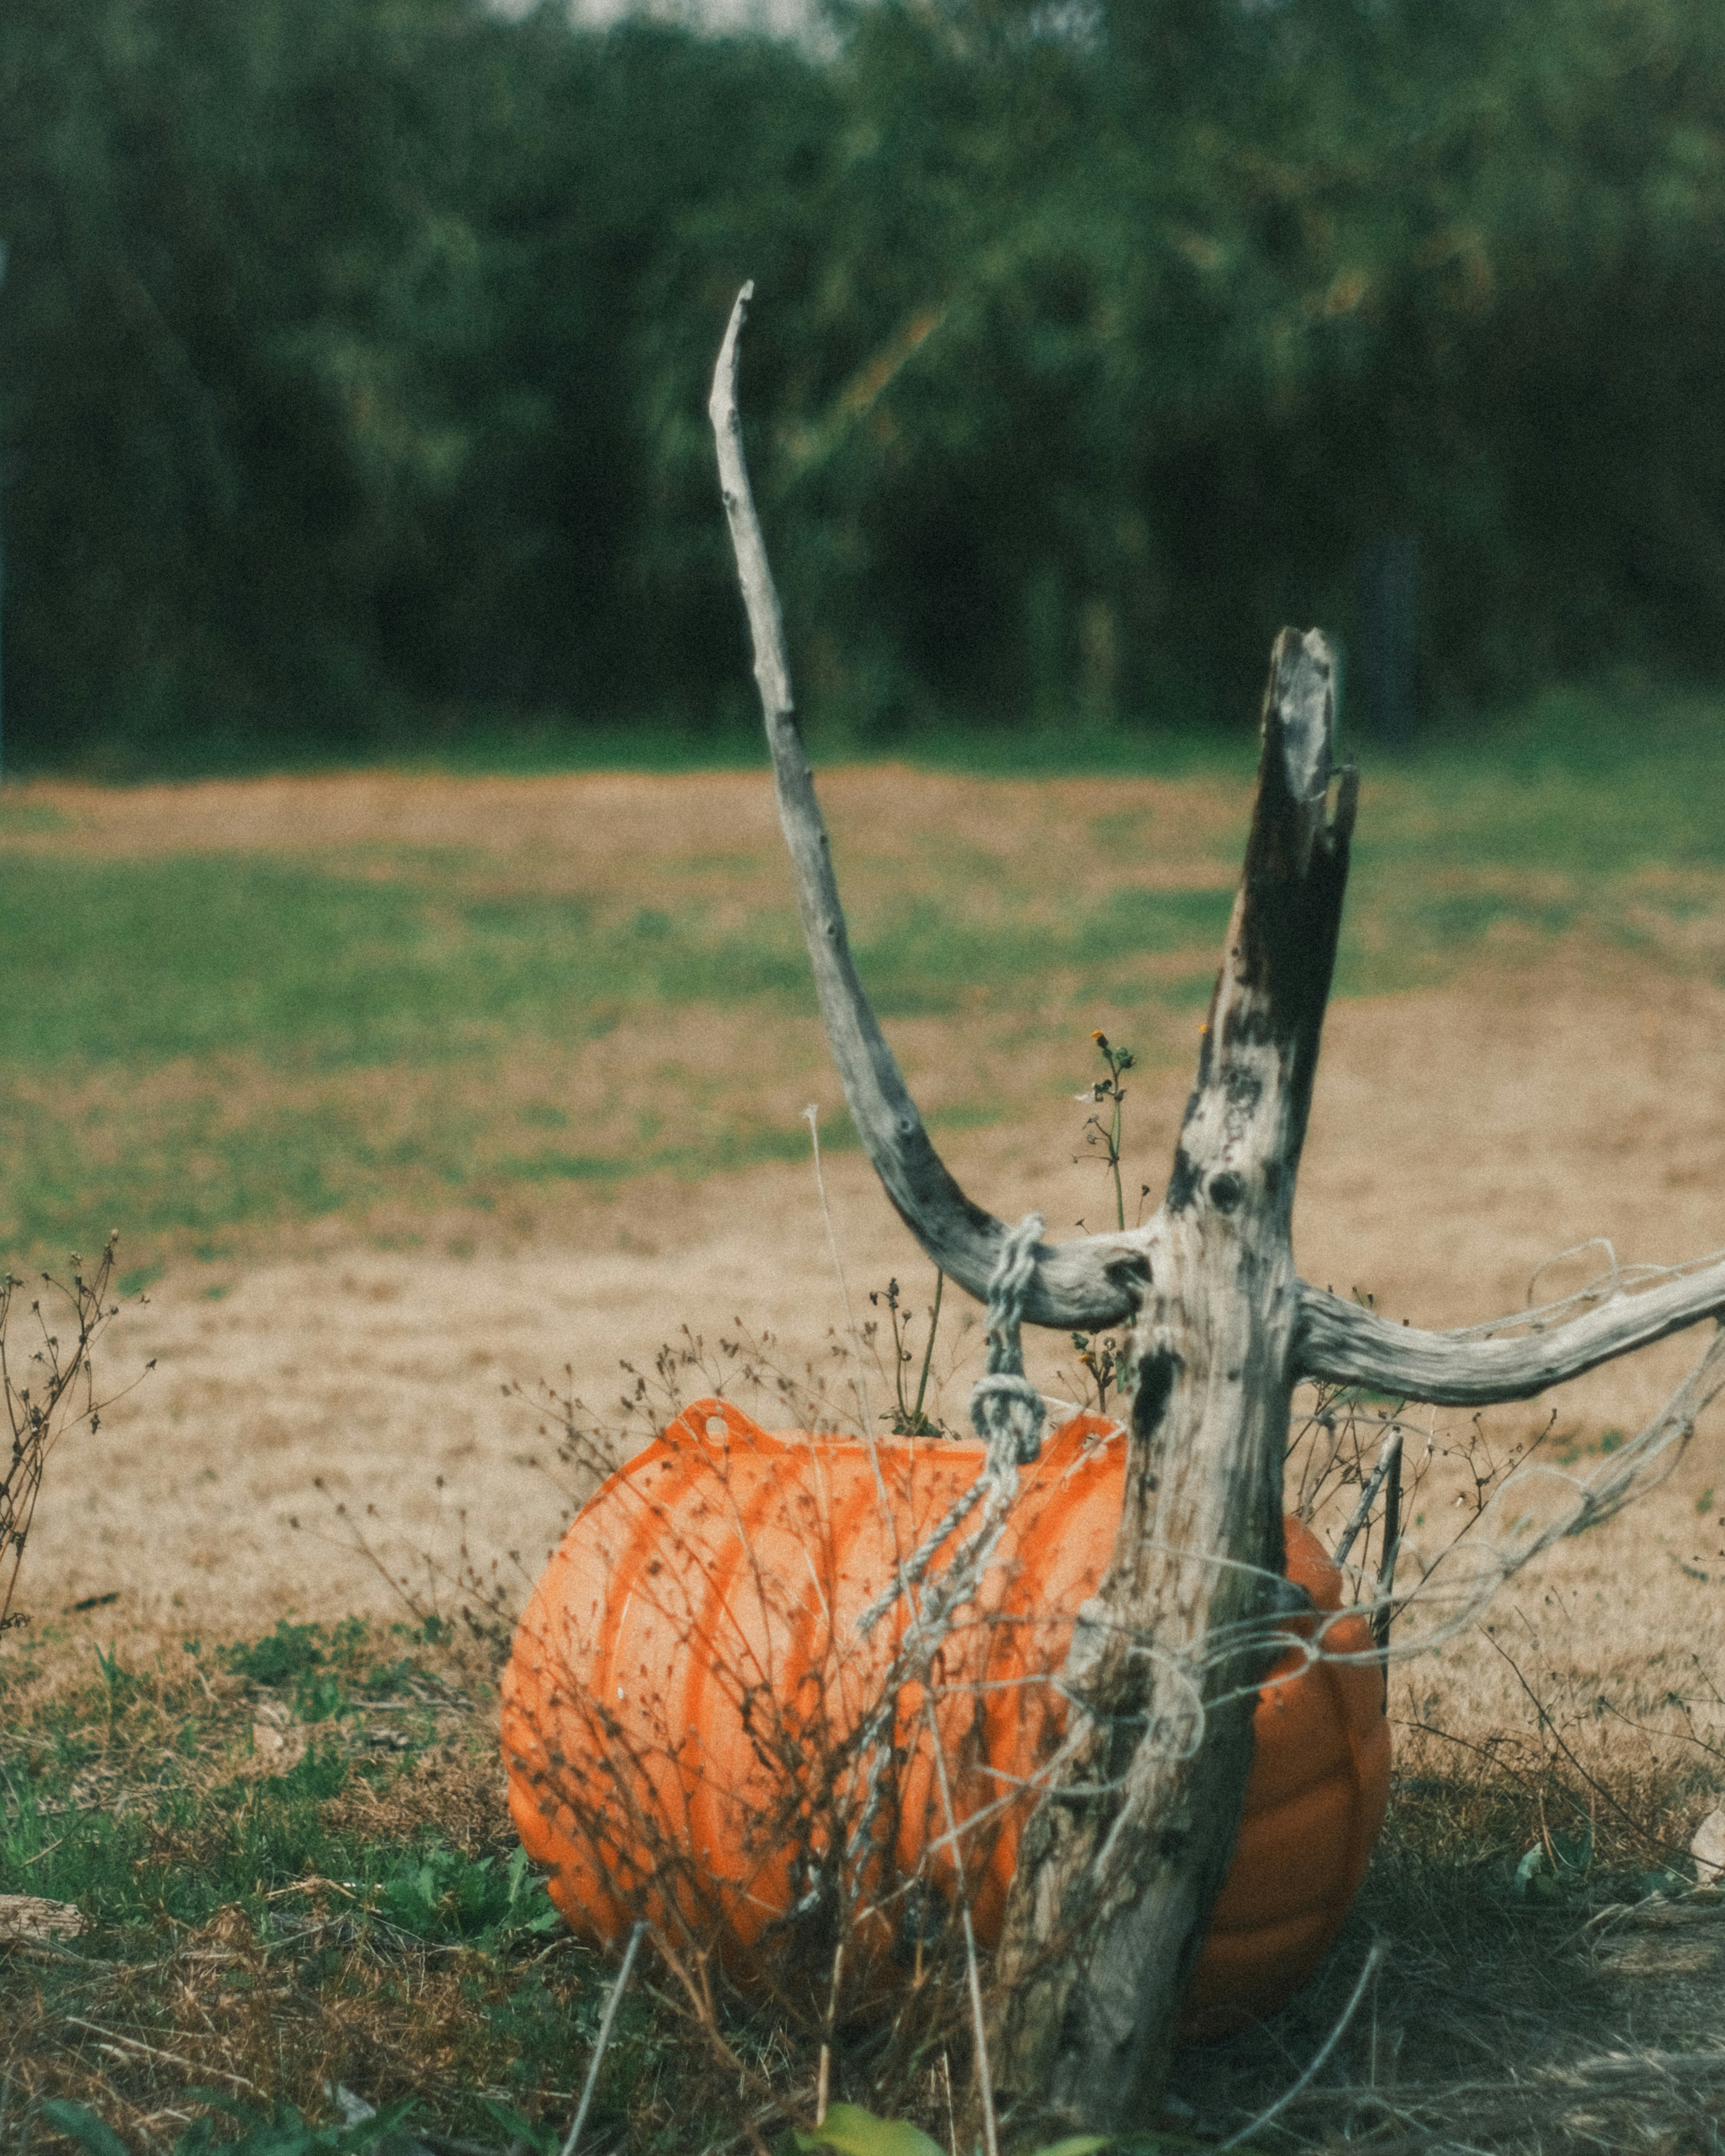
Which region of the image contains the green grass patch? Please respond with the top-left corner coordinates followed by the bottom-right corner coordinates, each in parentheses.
top-left (0, 681), bottom-right (1720, 1267)
top-left (0, 855), bottom-right (1238, 1074)
top-left (5, 1613), bottom-right (1722, 2154)
top-left (2, 1620), bottom-right (587, 2141)
top-left (0, 1616), bottom-right (802, 2155)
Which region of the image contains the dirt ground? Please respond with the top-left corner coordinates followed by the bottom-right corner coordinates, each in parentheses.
top-left (11, 770), bottom-right (1725, 1780)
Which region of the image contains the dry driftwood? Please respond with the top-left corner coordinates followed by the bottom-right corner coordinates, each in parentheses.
top-left (709, 283), bottom-right (1725, 2128)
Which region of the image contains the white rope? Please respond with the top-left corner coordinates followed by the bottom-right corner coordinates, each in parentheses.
top-left (856, 1215), bottom-right (1046, 1640)
top-left (838, 1217), bottom-right (1049, 1894)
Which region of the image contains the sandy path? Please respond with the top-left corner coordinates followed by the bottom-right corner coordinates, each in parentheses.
top-left (18, 938), bottom-right (1723, 1752)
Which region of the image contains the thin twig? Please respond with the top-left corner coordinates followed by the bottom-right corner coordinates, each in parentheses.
top-left (59, 2016), bottom-right (261, 2094)
top-left (560, 1920), bottom-right (646, 2156)
top-left (1373, 1431), bottom-right (1403, 1655)
top-left (804, 1104), bottom-right (872, 1437)
top-left (912, 1270), bottom-right (944, 1428)
top-left (645, 1929), bottom-right (764, 2097)
top-left (1218, 1940), bottom-right (1385, 2149)
top-left (816, 1939), bottom-right (843, 2127)
top-left (924, 1697), bottom-right (998, 2156)
top-left (1481, 1634), bottom-right (1702, 1864)
top-left (1333, 1427), bottom-right (1403, 1569)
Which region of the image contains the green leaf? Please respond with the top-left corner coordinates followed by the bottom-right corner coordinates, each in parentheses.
top-left (794, 2105), bottom-right (946, 2156)
top-left (335, 2099), bottom-right (420, 2154)
top-left (39, 2102), bottom-right (130, 2156)
top-left (478, 2099), bottom-right (557, 2156)
top-left (1026, 2138), bottom-right (1112, 2156)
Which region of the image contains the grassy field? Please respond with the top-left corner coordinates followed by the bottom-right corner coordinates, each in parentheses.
top-left (0, 682), bottom-right (1721, 1281)
top-left (4, 1598), bottom-right (1721, 2156)
top-left (3, 681), bottom-right (1725, 2155)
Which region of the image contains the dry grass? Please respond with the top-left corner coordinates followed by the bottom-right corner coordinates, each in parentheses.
top-left (3, 745), bottom-right (1725, 2150)
top-left (17, 937), bottom-right (1721, 1759)
top-left (9, 1471), bottom-right (1725, 2156)
top-left (4, 1314), bottom-right (1724, 2151)
top-left (0, 1618), bottom-right (602, 2150)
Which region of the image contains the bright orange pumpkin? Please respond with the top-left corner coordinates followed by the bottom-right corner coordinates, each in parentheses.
top-left (502, 1397), bottom-right (1389, 2037)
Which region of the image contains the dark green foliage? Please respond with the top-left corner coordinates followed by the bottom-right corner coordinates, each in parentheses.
top-left (378, 1841), bottom-right (562, 1944)
top-left (2, 0), bottom-right (1725, 760)
top-left (43, 2094), bottom-right (417, 2156)
top-left (221, 1621), bottom-right (331, 1691)
top-left (38, 2103), bottom-right (133, 2156)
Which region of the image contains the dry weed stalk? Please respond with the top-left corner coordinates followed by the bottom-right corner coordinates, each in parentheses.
top-left (505, 1305), bottom-right (1121, 2128)
top-left (1, 1233), bottom-right (133, 1632)
top-left (1283, 1249), bottom-right (1725, 1679)
top-left (301, 1170), bottom-right (1716, 2143)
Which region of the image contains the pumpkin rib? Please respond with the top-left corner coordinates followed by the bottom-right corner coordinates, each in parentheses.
top-left (672, 1426), bottom-right (812, 1941)
top-left (1210, 1768), bottom-right (1360, 1926)
top-left (682, 1432), bottom-right (796, 1910)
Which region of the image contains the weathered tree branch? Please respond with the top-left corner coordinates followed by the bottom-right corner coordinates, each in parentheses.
top-left (709, 285), bottom-right (1148, 1330)
top-left (711, 287), bottom-right (1725, 1406)
top-left (986, 629), bottom-right (1354, 2129)
top-left (1294, 1260), bottom-right (1725, 1403)
top-left (711, 285), bottom-right (1725, 1408)
top-left (708, 280), bottom-right (1725, 2134)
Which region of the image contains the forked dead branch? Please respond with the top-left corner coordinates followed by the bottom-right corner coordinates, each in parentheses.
top-left (706, 282), bottom-right (1725, 2132)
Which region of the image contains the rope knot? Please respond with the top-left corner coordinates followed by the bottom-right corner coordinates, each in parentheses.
top-left (970, 1211), bottom-right (1045, 1465)
top-left (968, 1370), bottom-right (1045, 1465)
top-left (853, 1212), bottom-right (1048, 1644)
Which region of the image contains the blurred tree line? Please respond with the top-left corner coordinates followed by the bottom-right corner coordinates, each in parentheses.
top-left (2, 0), bottom-right (1724, 765)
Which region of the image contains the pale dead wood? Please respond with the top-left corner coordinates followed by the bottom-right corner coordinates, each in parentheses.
top-left (0, 1895), bottom-right (85, 1943)
top-left (712, 283), bottom-right (1721, 1404)
top-left (709, 284), bottom-right (1148, 1333)
top-left (1384, 1319), bottom-right (1725, 1650)
top-left (707, 282), bottom-right (1725, 2131)
top-left (1296, 1257), bottom-right (1725, 1402)
top-left (985, 627), bottom-right (1355, 2128)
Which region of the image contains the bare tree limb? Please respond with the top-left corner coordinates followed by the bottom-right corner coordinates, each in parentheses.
top-left (712, 286), bottom-right (1725, 1398)
top-left (709, 284), bottom-right (1146, 1328)
top-left (1295, 1257), bottom-right (1725, 1403)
